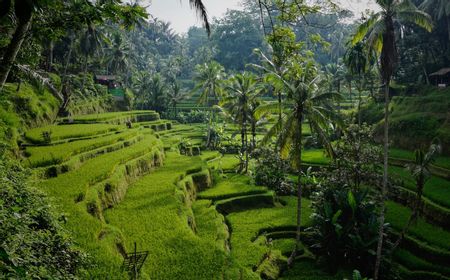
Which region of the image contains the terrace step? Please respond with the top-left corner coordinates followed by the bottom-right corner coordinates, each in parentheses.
top-left (24, 129), bottom-right (140, 168)
top-left (215, 192), bottom-right (276, 214)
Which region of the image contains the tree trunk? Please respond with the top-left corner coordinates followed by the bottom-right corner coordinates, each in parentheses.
top-left (251, 120), bottom-right (256, 151)
top-left (81, 55), bottom-right (89, 92)
top-left (206, 109), bottom-right (213, 148)
top-left (0, 16), bottom-right (32, 92)
top-left (288, 110), bottom-right (303, 266)
top-left (373, 79), bottom-right (390, 280)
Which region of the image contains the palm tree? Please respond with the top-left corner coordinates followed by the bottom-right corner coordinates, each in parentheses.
top-left (167, 82), bottom-right (188, 118)
top-left (221, 72), bottom-right (262, 173)
top-left (148, 73), bottom-right (167, 114)
top-left (105, 32), bottom-right (131, 76)
top-left (352, 1), bottom-right (432, 278)
top-left (325, 62), bottom-right (345, 112)
top-left (420, 0), bottom-right (450, 42)
top-left (344, 42), bottom-right (372, 126)
top-left (391, 143), bottom-right (441, 251)
top-left (192, 61), bottom-right (225, 148)
top-left (79, 24), bottom-right (105, 91)
top-left (256, 53), bottom-right (339, 266)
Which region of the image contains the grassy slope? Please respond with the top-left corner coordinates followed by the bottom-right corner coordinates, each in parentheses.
top-left (35, 133), bottom-right (161, 278)
top-left (389, 166), bottom-right (450, 209)
top-left (0, 82), bottom-right (59, 149)
top-left (104, 152), bottom-right (241, 279)
top-left (25, 123), bottom-right (120, 143)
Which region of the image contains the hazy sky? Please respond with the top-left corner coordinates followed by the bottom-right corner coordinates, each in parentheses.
top-left (147, 0), bottom-right (379, 34)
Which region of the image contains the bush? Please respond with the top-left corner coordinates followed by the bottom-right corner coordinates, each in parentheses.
top-left (176, 110), bottom-right (208, 124)
top-left (252, 148), bottom-right (294, 195)
top-left (308, 185), bottom-right (381, 275)
top-left (0, 154), bottom-right (85, 278)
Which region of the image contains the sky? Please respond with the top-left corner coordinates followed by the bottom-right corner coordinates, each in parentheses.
top-left (146, 0), bottom-right (379, 34)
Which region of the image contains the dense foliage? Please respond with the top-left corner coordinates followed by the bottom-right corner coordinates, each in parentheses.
top-left (0, 154), bottom-right (85, 279)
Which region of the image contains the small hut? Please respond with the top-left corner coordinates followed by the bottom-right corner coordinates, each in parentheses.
top-left (94, 75), bottom-right (125, 101)
top-left (429, 68), bottom-right (450, 88)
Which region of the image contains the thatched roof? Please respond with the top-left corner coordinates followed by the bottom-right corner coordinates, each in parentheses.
top-left (95, 75), bottom-right (116, 81)
top-left (430, 68), bottom-right (450, 76)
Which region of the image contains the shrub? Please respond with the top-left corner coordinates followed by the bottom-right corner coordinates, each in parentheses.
top-left (252, 148), bottom-right (294, 195)
top-left (176, 110), bottom-right (208, 124)
top-left (308, 185), bottom-right (381, 275)
top-left (0, 154), bottom-right (85, 278)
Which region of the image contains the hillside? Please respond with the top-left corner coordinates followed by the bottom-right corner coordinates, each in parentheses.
top-left (361, 86), bottom-right (450, 155)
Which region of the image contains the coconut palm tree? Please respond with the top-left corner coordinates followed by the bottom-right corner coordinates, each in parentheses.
top-left (192, 61), bottom-right (225, 147)
top-left (105, 32), bottom-right (131, 76)
top-left (344, 42), bottom-right (373, 126)
top-left (352, 1), bottom-right (432, 278)
top-left (256, 53), bottom-right (339, 266)
top-left (221, 72), bottom-right (263, 173)
top-left (167, 82), bottom-right (188, 118)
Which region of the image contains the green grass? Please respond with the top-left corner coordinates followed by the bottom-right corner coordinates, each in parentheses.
top-left (390, 148), bottom-right (450, 170)
top-left (35, 133), bottom-right (162, 278)
top-left (280, 259), bottom-right (346, 280)
top-left (394, 249), bottom-right (450, 276)
top-left (104, 152), bottom-right (243, 279)
top-left (389, 166), bottom-right (450, 209)
top-left (386, 201), bottom-right (450, 251)
top-left (60, 110), bottom-right (159, 123)
top-left (227, 196), bottom-right (312, 277)
top-left (25, 123), bottom-right (120, 144)
top-left (302, 149), bottom-right (331, 165)
top-left (199, 174), bottom-right (267, 201)
top-left (24, 129), bottom-right (140, 167)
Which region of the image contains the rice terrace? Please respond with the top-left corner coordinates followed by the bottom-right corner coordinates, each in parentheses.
top-left (1, 0), bottom-right (450, 279)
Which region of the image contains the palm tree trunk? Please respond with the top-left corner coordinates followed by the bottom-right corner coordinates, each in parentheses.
top-left (245, 123), bottom-right (249, 173)
top-left (251, 120), bottom-right (256, 151)
top-left (288, 110), bottom-right (303, 266)
top-left (374, 79), bottom-right (390, 280)
top-left (358, 82), bottom-right (362, 127)
top-left (206, 109), bottom-right (212, 148)
top-left (0, 16), bottom-right (33, 92)
top-left (81, 55), bottom-right (89, 91)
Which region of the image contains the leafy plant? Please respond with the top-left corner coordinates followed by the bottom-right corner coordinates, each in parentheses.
top-left (0, 154), bottom-right (85, 278)
top-left (253, 147), bottom-right (294, 195)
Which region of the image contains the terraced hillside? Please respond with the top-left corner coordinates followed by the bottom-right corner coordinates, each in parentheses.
top-left (24, 110), bottom-right (450, 279)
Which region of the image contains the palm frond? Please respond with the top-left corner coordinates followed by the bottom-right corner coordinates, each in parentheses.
top-left (352, 12), bottom-right (382, 45)
top-left (397, 9), bottom-right (433, 32)
top-left (188, 0), bottom-right (210, 35)
top-left (255, 102), bottom-right (281, 119)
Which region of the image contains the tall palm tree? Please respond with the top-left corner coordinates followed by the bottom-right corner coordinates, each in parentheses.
top-left (325, 62), bottom-right (346, 112)
top-left (352, 1), bottom-right (432, 278)
top-left (192, 61), bottom-right (225, 147)
top-left (221, 72), bottom-right (262, 173)
top-left (79, 24), bottom-right (106, 91)
top-left (105, 32), bottom-right (131, 76)
top-left (344, 42), bottom-right (372, 126)
top-left (256, 54), bottom-right (339, 266)
top-left (167, 82), bottom-right (188, 118)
